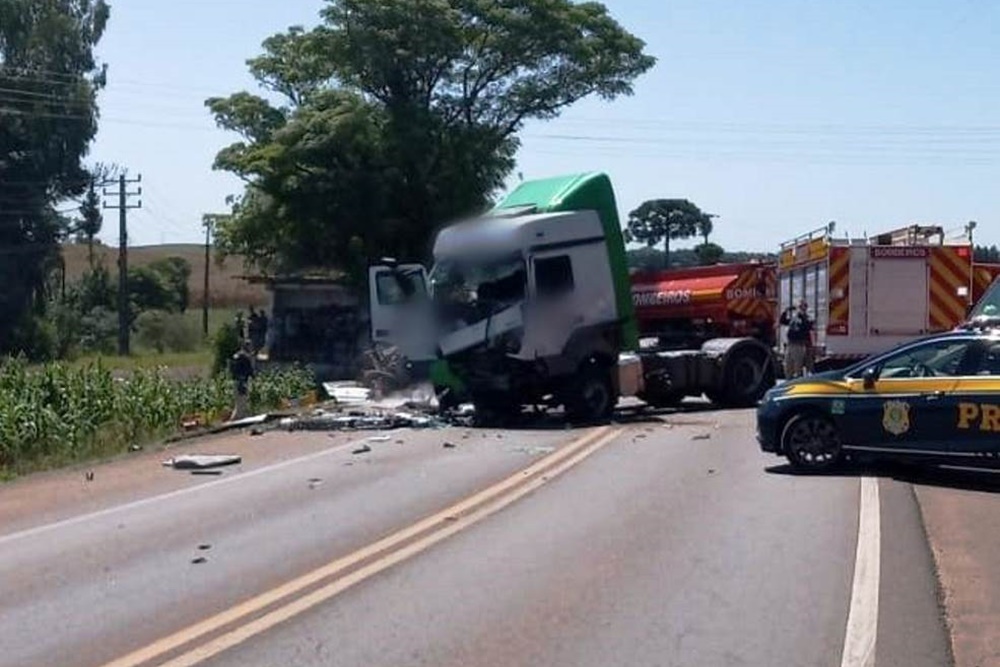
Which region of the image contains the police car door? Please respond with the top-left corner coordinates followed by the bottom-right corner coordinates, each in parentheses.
top-left (847, 338), bottom-right (973, 453)
top-left (948, 338), bottom-right (1000, 457)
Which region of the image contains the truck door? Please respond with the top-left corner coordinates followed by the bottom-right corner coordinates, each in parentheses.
top-left (368, 264), bottom-right (436, 362)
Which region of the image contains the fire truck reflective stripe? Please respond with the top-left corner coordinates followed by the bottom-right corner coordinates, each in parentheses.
top-left (929, 248), bottom-right (971, 331)
top-left (829, 247), bottom-right (850, 328)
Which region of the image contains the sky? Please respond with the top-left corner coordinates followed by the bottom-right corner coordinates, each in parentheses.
top-left (88, 0), bottom-right (1000, 253)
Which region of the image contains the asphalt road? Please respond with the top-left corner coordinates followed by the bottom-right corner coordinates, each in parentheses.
top-left (0, 408), bottom-right (953, 667)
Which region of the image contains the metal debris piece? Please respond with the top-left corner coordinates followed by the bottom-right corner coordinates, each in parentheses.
top-left (198, 544), bottom-right (211, 551)
top-left (191, 556), bottom-right (208, 565)
top-left (164, 454), bottom-right (242, 469)
top-left (308, 478), bottom-right (323, 489)
top-left (221, 414), bottom-right (269, 429)
top-left (443, 442), bottom-right (457, 449)
top-left (191, 470), bottom-right (224, 476)
top-left (368, 435), bottom-right (391, 442)
top-left (323, 382), bottom-right (373, 405)
top-left (352, 444), bottom-right (372, 455)
top-left (692, 434), bottom-right (711, 441)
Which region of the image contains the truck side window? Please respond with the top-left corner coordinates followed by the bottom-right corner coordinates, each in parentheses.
top-left (375, 271), bottom-right (406, 305)
top-left (534, 255), bottom-right (574, 298)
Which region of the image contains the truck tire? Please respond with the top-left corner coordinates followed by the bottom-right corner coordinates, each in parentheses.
top-left (566, 367), bottom-right (616, 423)
top-left (718, 349), bottom-right (768, 408)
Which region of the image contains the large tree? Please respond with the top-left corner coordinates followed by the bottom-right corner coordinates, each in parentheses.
top-left (208, 0), bottom-right (655, 282)
top-left (624, 199), bottom-right (712, 270)
top-left (0, 0), bottom-right (110, 355)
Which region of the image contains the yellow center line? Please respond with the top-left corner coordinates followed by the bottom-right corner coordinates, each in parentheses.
top-left (101, 425), bottom-right (624, 667)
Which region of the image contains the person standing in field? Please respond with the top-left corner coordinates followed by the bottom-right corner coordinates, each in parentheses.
top-left (229, 340), bottom-right (255, 420)
top-left (780, 299), bottom-right (814, 379)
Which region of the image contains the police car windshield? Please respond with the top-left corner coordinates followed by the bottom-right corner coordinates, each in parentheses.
top-left (849, 337), bottom-right (972, 379)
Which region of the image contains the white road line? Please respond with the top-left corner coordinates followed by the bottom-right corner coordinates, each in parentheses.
top-left (0, 438), bottom-right (368, 547)
top-left (841, 476), bottom-right (881, 667)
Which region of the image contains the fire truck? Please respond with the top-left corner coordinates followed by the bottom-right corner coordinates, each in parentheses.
top-left (776, 223), bottom-right (980, 370)
top-left (630, 262), bottom-right (777, 350)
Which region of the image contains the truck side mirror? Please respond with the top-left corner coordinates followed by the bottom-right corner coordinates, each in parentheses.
top-left (862, 366), bottom-right (879, 390)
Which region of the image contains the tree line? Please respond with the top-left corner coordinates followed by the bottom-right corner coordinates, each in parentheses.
top-left (1, 0), bottom-right (657, 359)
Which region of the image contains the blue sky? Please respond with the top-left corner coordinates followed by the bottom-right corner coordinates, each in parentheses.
top-left (90, 0), bottom-right (1000, 252)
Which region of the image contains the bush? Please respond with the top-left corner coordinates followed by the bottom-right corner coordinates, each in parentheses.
top-left (212, 321), bottom-right (240, 376)
top-left (135, 311), bottom-right (202, 354)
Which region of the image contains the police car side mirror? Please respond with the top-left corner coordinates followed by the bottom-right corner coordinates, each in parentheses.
top-left (862, 367), bottom-right (879, 390)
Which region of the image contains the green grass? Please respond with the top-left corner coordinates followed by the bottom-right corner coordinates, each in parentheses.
top-left (70, 350), bottom-right (213, 374)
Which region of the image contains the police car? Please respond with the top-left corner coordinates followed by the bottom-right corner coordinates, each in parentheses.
top-left (756, 325), bottom-right (1000, 471)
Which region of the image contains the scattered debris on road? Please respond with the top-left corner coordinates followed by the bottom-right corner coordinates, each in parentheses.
top-left (351, 444), bottom-right (372, 455)
top-left (191, 556), bottom-right (207, 565)
top-left (308, 478), bottom-right (323, 489)
top-left (692, 434), bottom-right (711, 441)
top-left (128, 444), bottom-right (143, 452)
top-left (323, 382), bottom-right (373, 405)
top-left (163, 454), bottom-right (242, 470)
top-left (84, 471), bottom-right (94, 482)
top-left (249, 428), bottom-right (265, 436)
top-left (190, 470), bottom-right (224, 476)
top-left (443, 441), bottom-right (457, 449)
top-left (198, 544), bottom-right (211, 551)
top-left (368, 434), bottom-right (391, 442)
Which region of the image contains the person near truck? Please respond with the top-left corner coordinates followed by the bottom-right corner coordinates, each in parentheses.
top-left (781, 300), bottom-right (814, 378)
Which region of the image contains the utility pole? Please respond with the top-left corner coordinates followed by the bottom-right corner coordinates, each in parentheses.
top-left (202, 216), bottom-right (212, 338)
top-left (103, 173), bottom-right (142, 356)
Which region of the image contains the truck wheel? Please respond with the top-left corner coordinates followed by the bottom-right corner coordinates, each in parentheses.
top-left (782, 413), bottom-right (843, 471)
top-left (567, 368), bottom-right (616, 423)
top-left (472, 398), bottom-right (521, 427)
top-left (720, 350), bottom-right (767, 408)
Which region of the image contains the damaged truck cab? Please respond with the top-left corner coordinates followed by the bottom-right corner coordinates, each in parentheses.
top-left (369, 172), bottom-right (776, 421)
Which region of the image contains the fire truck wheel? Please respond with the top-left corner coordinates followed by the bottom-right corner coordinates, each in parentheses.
top-left (781, 412), bottom-right (843, 471)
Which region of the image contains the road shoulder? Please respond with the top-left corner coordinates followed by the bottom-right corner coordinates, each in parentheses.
top-left (914, 472), bottom-right (1000, 667)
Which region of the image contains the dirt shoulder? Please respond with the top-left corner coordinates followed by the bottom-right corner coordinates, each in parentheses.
top-left (914, 472), bottom-right (1000, 667)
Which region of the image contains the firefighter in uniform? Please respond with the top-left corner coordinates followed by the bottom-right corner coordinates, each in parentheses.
top-left (781, 299), bottom-right (814, 379)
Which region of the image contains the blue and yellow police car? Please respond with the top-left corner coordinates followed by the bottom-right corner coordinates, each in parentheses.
top-left (756, 326), bottom-right (1000, 470)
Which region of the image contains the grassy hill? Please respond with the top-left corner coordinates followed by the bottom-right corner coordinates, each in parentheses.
top-left (61, 242), bottom-right (269, 308)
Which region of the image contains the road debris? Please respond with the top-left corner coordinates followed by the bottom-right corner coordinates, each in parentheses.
top-left (283, 409), bottom-right (441, 432)
top-left (191, 470), bottom-right (224, 476)
top-left (197, 544), bottom-right (211, 551)
top-left (443, 441), bottom-right (457, 449)
top-left (308, 478), bottom-right (323, 489)
top-left (352, 444), bottom-right (372, 455)
top-left (220, 414), bottom-right (269, 429)
top-left (128, 444), bottom-right (143, 452)
top-left (163, 454), bottom-right (242, 469)
top-left (323, 382), bottom-right (373, 405)
top-left (249, 428), bottom-right (265, 436)
top-left (513, 445), bottom-right (556, 456)
top-left (692, 434), bottom-right (711, 441)
top-left (368, 434), bottom-right (391, 442)
top-left (191, 556), bottom-right (208, 565)
top-left (84, 471), bottom-right (94, 482)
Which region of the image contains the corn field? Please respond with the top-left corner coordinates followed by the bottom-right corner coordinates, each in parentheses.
top-left (0, 359), bottom-right (314, 474)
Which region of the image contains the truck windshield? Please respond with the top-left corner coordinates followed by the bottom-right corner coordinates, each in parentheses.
top-left (430, 254), bottom-right (527, 319)
top-left (969, 278), bottom-right (1000, 321)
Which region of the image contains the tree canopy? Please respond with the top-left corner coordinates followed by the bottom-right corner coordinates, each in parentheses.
top-left (208, 0), bottom-right (655, 283)
top-left (624, 199), bottom-right (713, 269)
top-left (0, 0), bottom-right (110, 355)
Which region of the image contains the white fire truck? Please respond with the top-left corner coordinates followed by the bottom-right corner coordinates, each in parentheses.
top-left (778, 223), bottom-right (977, 370)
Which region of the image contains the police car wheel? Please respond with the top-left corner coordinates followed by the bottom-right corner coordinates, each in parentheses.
top-left (782, 413), bottom-right (843, 471)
